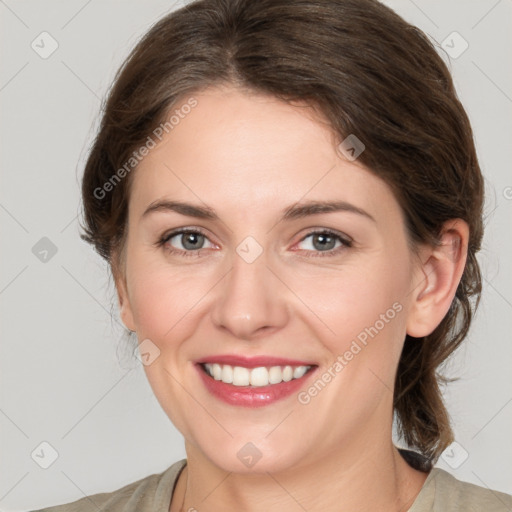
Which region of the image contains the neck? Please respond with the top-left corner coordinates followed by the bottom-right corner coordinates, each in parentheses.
top-left (171, 438), bottom-right (428, 512)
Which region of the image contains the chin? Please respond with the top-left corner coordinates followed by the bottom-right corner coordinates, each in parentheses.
top-left (196, 436), bottom-right (306, 475)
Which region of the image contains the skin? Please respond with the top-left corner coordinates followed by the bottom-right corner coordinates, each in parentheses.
top-left (114, 84), bottom-right (469, 512)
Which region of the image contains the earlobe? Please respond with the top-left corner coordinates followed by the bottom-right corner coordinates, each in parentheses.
top-left (406, 220), bottom-right (469, 338)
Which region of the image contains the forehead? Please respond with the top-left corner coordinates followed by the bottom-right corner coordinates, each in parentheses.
top-left (130, 85), bottom-right (399, 223)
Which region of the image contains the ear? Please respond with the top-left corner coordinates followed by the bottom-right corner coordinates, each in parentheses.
top-left (112, 258), bottom-right (136, 333)
top-left (406, 219), bottom-right (469, 338)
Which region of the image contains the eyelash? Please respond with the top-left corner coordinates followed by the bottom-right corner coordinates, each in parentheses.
top-left (156, 227), bottom-right (353, 258)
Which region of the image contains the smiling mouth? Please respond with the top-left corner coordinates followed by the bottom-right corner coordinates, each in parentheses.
top-left (200, 362), bottom-right (316, 387)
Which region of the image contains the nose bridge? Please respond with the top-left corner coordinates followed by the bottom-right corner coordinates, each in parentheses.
top-left (211, 235), bottom-right (289, 339)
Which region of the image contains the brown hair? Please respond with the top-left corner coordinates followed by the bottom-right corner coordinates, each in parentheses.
top-left (80, 0), bottom-right (484, 465)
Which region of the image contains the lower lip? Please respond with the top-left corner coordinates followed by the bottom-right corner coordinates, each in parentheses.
top-left (196, 364), bottom-right (317, 407)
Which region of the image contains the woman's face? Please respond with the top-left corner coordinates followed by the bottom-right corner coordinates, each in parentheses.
top-left (117, 85), bottom-right (424, 473)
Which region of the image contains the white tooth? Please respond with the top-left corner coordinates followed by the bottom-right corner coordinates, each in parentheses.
top-left (250, 367), bottom-right (269, 386)
top-left (293, 365), bottom-right (308, 379)
top-left (221, 364), bottom-right (233, 384)
top-left (209, 363), bottom-right (311, 386)
top-left (232, 366), bottom-right (250, 386)
top-left (268, 366), bottom-right (283, 384)
top-left (282, 365), bottom-right (293, 382)
top-left (212, 363), bottom-right (222, 380)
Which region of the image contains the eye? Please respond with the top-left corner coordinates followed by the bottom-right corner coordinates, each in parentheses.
top-left (295, 229), bottom-right (352, 257)
top-left (156, 227), bottom-right (352, 259)
top-left (157, 228), bottom-right (215, 257)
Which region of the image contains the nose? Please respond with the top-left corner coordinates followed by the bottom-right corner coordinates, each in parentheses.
top-left (211, 245), bottom-right (290, 341)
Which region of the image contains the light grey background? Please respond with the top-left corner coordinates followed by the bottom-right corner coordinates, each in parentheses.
top-left (1, 1), bottom-right (511, 510)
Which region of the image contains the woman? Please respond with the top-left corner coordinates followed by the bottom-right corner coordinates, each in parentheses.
top-left (32, 0), bottom-right (512, 510)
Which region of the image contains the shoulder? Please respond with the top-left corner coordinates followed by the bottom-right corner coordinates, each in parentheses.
top-left (414, 467), bottom-right (512, 512)
top-left (30, 459), bottom-right (187, 512)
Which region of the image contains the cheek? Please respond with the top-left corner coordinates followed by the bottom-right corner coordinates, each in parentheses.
top-left (126, 251), bottom-right (222, 350)
top-left (130, 269), bottom-right (198, 338)
top-left (290, 254), bottom-right (410, 353)
top-left (125, 259), bottom-right (215, 432)
top-left (289, 255), bottom-right (410, 429)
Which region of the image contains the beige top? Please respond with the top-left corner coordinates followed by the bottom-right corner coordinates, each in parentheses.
top-left (32, 455), bottom-right (512, 511)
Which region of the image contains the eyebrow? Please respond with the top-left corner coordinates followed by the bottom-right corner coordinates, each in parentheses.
top-left (142, 199), bottom-right (376, 223)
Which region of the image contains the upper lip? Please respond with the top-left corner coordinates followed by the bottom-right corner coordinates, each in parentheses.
top-left (196, 354), bottom-right (317, 368)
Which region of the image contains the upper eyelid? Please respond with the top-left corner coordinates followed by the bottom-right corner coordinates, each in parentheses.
top-left (161, 227), bottom-right (212, 242)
